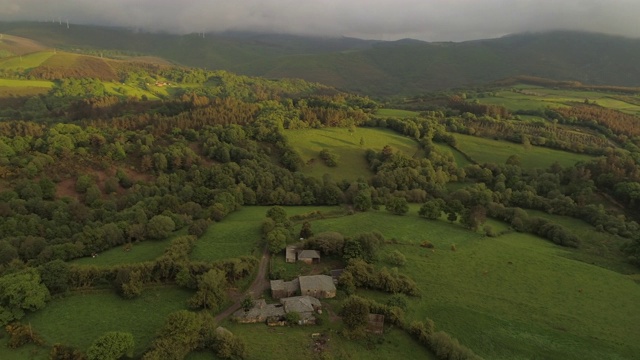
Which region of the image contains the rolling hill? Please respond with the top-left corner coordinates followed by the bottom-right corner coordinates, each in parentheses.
top-left (2, 22), bottom-right (640, 95)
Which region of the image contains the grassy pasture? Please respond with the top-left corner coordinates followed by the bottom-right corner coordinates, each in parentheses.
top-left (71, 234), bottom-right (178, 267)
top-left (191, 206), bottom-right (342, 262)
top-left (103, 81), bottom-right (164, 100)
top-left (397, 232), bottom-right (640, 360)
top-left (24, 286), bottom-right (192, 357)
top-left (526, 209), bottom-right (638, 274)
top-left (286, 127), bottom-right (422, 181)
top-left (376, 108), bottom-right (420, 118)
top-left (298, 208), bottom-right (640, 359)
top-left (0, 51), bottom-right (54, 70)
top-left (208, 322), bottom-right (436, 360)
top-left (478, 86), bottom-right (640, 115)
top-left (453, 133), bottom-right (595, 169)
top-left (0, 78), bottom-right (53, 88)
top-left (433, 142), bottom-right (474, 167)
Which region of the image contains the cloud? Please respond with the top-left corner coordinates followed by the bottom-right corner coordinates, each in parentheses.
top-left (0, 0), bottom-right (638, 41)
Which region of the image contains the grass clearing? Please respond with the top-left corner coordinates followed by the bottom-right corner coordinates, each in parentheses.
top-left (0, 78), bottom-right (53, 88)
top-left (192, 206), bottom-right (342, 261)
top-left (477, 87), bottom-right (640, 115)
top-left (0, 51), bottom-right (54, 70)
top-left (526, 209), bottom-right (638, 274)
top-left (375, 108), bottom-right (420, 118)
top-left (453, 133), bottom-right (595, 169)
top-left (286, 127), bottom-right (422, 181)
top-left (24, 286), bottom-right (192, 357)
top-left (433, 142), bottom-right (473, 167)
top-left (71, 230), bottom-right (185, 267)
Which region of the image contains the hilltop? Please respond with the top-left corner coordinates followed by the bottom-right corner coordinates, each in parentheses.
top-left (2, 22), bottom-right (640, 95)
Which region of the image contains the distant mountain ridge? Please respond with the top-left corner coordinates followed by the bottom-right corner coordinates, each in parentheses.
top-left (1, 21), bottom-right (639, 96)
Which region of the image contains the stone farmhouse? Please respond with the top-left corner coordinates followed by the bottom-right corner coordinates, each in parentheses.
top-left (232, 296), bottom-right (322, 325)
top-left (270, 275), bottom-right (336, 300)
top-left (285, 245), bottom-right (321, 264)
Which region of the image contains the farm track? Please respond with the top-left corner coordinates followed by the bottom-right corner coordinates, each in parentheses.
top-left (214, 244), bottom-right (270, 323)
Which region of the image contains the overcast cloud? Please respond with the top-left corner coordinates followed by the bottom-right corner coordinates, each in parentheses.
top-left (0, 0), bottom-right (638, 41)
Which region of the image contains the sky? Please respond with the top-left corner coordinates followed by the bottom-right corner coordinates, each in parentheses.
top-left (0, 0), bottom-right (638, 42)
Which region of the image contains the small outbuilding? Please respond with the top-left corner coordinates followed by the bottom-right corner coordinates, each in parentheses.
top-left (297, 250), bottom-right (321, 264)
top-left (299, 275), bottom-right (336, 299)
top-left (285, 246), bottom-right (298, 263)
top-left (270, 278), bottom-right (300, 299)
top-left (280, 296), bottom-right (322, 325)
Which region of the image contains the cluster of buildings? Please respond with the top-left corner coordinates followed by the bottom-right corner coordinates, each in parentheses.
top-left (232, 274), bottom-right (336, 326)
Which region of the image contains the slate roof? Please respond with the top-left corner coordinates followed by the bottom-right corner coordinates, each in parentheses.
top-left (298, 249), bottom-right (321, 259)
top-left (280, 296), bottom-right (321, 314)
top-left (299, 275), bottom-right (336, 293)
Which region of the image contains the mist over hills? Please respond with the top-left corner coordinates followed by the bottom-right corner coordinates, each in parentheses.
top-left (1, 21), bottom-right (639, 96)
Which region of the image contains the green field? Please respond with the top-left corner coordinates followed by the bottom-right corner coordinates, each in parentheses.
top-left (0, 78), bottom-right (53, 88)
top-left (21, 286), bottom-right (192, 358)
top-left (526, 209), bottom-right (638, 274)
top-left (286, 127), bottom-right (422, 181)
top-left (71, 235), bottom-right (177, 267)
top-left (453, 133), bottom-right (595, 169)
top-left (0, 51), bottom-right (54, 70)
top-left (210, 322), bottom-right (436, 360)
top-left (478, 87), bottom-right (640, 115)
top-left (192, 206), bottom-right (343, 262)
top-left (376, 108), bottom-right (420, 118)
top-left (103, 81), bottom-right (164, 100)
top-left (433, 142), bottom-right (474, 167)
top-left (296, 208), bottom-right (640, 359)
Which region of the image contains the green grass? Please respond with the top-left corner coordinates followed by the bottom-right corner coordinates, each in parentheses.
top-left (433, 142), bottom-right (473, 167)
top-left (192, 206), bottom-right (342, 261)
top-left (526, 209), bottom-right (638, 274)
top-left (23, 286), bottom-right (192, 357)
top-left (103, 82), bottom-right (163, 100)
top-left (296, 209), bottom-right (640, 359)
top-left (375, 108), bottom-right (420, 118)
top-left (286, 127), bottom-right (422, 181)
top-left (71, 230), bottom-right (184, 267)
top-left (478, 87), bottom-right (640, 115)
top-left (0, 78), bottom-right (53, 88)
top-left (398, 232), bottom-right (640, 360)
top-left (453, 133), bottom-right (595, 169)
top-left (0, 51), bottom-right (54, 70)
top-left (215, 321), bottom-right (436, 360)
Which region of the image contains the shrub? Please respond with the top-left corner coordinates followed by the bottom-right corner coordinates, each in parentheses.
top-left (285, 311), bottom-right (301, 325)
top-left (386, 250), bottom-right (406, 266)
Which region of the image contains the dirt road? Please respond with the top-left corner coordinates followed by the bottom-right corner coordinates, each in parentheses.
top-left (214, 245), bottom-right (270, 323)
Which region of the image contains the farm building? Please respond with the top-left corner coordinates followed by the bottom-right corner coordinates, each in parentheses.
top-left (270, 278), bottom-right (300, 299)
top-left (232, 299), bottom-right (285, 324)
top-left (298, 250), bottom-right (321, 264)
top-left (285, 246), bottom-right (298, 263)
top-left (299, 275), bottom-right (336, 299)
top-left (231, 296), bottom-right (321, 325)
top-left (280, 296), bottom-right (322, 324)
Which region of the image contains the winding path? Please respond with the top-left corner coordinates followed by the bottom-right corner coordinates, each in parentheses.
top-left (214, 245), bottom-right (270, 323)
